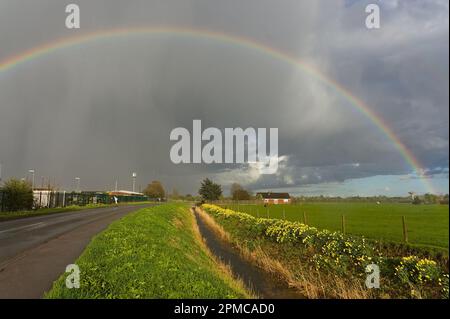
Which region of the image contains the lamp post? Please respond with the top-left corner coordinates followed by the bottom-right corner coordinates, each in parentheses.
top-left (28, 169), bottom-right (35, 189)
top-left (132, 172), bottom-right (137, 193)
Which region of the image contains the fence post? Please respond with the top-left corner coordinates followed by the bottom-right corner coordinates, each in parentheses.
top-left (402, 216), bottom-right (408, 243)
top-left (342, 215), bottom-right (346, 235)
top-left (303, 211), bottom-right (307, 225)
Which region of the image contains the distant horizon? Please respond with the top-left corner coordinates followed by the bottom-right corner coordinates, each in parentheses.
top-left (1, 172), bottom-right (447, 198)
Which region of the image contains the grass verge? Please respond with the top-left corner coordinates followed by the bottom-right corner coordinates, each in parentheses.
top-left (45, 203), bottom-right (251, 299)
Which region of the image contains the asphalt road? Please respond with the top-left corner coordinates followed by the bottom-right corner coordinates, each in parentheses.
top-left (0, 204), bottom-right (151, 299)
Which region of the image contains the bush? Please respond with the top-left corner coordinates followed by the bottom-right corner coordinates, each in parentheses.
top-left (395, 256), bottom-right (441, 285)
top-left (1, 179), bottom-right (34, 211)
top-left (202, 204), bottom-right (376, 274)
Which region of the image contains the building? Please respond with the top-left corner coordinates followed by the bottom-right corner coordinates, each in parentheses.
top-left (108, 190), bottom-right (145, 197)
top-left (33, 188), bottom-right (55, 208)
top-left (256, 192), bottom-right (291, 204)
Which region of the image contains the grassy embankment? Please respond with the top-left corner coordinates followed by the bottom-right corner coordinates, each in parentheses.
top-left (222, 203), bottom-right (449, 249)
top-left (0, 201), bottom-right (155, 222)
top-left (45, 203), bottom-right (252, 298)
top-left (201, 204), bottom-right (449, 299)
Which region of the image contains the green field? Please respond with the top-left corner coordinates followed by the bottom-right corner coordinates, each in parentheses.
top-left (46, 203), bottom-right (250, 298)
top-left (221, 203), bottom-right (449, 250)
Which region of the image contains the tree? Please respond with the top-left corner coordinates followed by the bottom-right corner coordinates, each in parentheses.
top-left (199, 178), bottom-right (222, 201)
top-left (423, 193), bottom-right (438, 204)
top-left (412, 196), bottom-right (422, 205)
top-left (1, 178), bottom-right (34, 212)
top-left (230, 183), bottom-right (251, 200)
top-left (143, 180), bottom-right (165, 199)
top-left (233, 189), bottom-right (251, 200)
top-left (230, 183), bottom-right (242, 197)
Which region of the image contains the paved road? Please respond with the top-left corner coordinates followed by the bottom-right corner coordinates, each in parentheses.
top-left (0, 205), bottom-right (151, 299)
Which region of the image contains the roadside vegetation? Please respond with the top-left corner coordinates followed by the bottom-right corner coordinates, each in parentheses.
top-left (201, 204), bottom-right (449, 299)
top-left (221, 203), bottom-right (449, 249)
top-left (45, 203), bottom-right (252, 299)
top-left (0, 178), bottom-right (34, 212)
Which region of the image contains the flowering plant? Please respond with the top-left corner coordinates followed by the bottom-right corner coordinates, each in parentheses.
top-left (202, 204), bottom-right (447, 298)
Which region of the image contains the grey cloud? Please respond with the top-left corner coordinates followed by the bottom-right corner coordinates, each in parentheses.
top-left (0, 0), bottom-right (448, 195)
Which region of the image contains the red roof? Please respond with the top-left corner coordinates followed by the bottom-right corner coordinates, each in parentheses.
top-left (257, 192), bottom-right (290, 199)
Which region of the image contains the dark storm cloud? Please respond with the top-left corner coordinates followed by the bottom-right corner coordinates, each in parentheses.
top-left (0, 0), bottom-right (448, 194)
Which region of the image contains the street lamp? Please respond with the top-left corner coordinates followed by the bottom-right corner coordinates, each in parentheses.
top-left (132, 172), bottom-right (137, 193)
top-left (75, 177), bottom-right (81, 193)
top-left (28, 169), bottom-right (35, 189)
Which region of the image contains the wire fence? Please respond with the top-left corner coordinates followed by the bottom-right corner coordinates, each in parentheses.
top-left (216, 203), bottom-right (420, 244)
top-left (0, 190), bottom-right (152, 212)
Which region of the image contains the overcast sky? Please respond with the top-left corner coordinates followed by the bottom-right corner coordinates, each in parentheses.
top-left (0, 0), bottom-right (448, 196)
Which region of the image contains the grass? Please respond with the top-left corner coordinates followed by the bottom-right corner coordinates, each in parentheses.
top-left (45, 203), bottom-right (251, 299)
top-left (222, 203), bottom-right (449, 249)
top-left (0, 201), bottom-right (155, 222)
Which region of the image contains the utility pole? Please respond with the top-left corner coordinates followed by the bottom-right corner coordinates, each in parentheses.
top-left (132, 172), bottom-right (137, 193)
top-left (75, 177), bottom-right (81, 193)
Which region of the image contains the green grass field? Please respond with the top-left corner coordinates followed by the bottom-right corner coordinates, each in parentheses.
top-left (45, 203), bottom-right (250, 298)
top-left (221, 203), bottom-right (449, 250)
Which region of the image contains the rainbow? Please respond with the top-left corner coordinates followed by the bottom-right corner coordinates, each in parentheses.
top-left (0, 26), bottom-right (434, 192)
